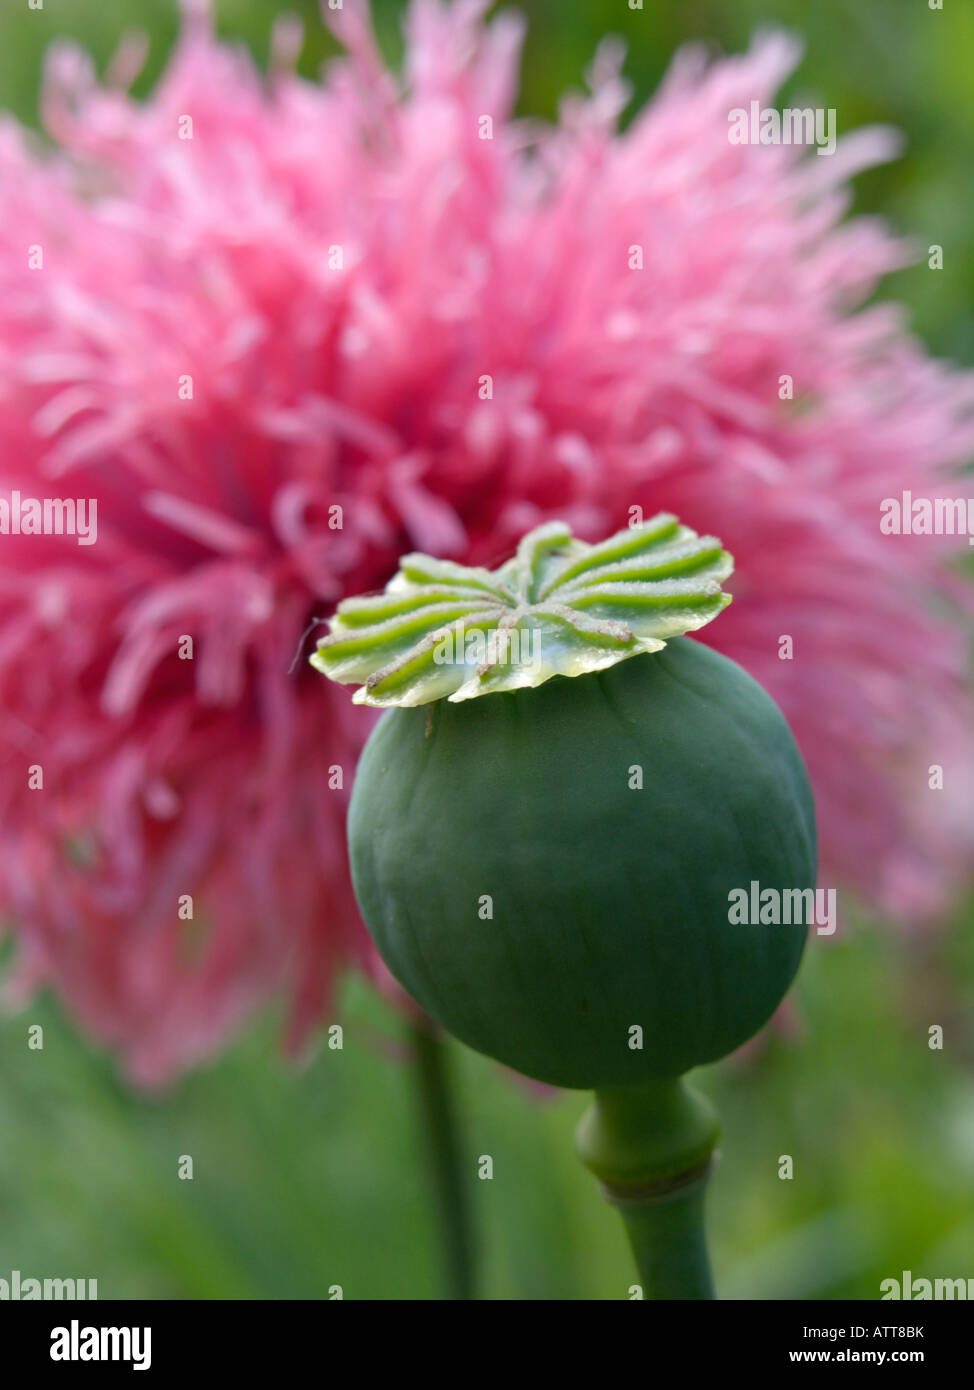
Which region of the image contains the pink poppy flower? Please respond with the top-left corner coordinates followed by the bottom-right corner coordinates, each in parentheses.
top-left (0, 0), bottom-right (971, 1080)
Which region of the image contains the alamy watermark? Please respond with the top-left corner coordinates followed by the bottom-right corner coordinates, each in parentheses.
top-left (1, 1268), bottom-right (97, 1299)
top-left (433, 626), bottom-right (543, 668)
top-left (0, 490), bottom-right (97, 545)
top-left (880, 491), bottom-right (974, 543)
top-left (881, 1271), bottom-right (974, 1300)
top-left (728, 101), bottom-right (837, 156)
top-left (50, 1320), bottom-right (151, 1372)
top-left (728, 881), bottom-right (836, 936)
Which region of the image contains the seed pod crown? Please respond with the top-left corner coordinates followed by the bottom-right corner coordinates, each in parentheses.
top-left (311, 516), bottom-right (732, 707)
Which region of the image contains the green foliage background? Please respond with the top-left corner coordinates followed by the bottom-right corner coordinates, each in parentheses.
top-left (1, 0), bottom-right (972, 1300)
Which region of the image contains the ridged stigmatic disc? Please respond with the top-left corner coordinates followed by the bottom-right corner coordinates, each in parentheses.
top-left (311, 516), bottom-right (733, 707)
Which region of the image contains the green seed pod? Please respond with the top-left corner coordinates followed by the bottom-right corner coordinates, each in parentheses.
top-left (313, 517), bottom-right (816, 1090)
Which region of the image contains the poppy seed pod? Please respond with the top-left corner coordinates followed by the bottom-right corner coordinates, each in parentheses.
top-left (313, 516), bottom-right (817, 1298)
top-left (313, 517), bottom-right (816, 1090)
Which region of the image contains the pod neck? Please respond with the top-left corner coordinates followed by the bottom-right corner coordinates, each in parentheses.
top-left (575, 1078), bottom-right (720, 1299)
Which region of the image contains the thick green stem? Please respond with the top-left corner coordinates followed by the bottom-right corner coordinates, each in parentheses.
top-left (606, 1171), bottom-right (715, 1299)
top-left (575, 1078), bottom-right (720, 1300)
top-left (410, 1017), bottom-right (477, 1300)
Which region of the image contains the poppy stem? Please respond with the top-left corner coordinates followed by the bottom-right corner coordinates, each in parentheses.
top-left (410, 1016), bottom-right (477, 1300)
top-left (576, 1078), bottom-right (720, 1299)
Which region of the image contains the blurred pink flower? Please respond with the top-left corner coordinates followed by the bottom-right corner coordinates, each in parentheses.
top-left (1, 0), bottom-right (972, 1081)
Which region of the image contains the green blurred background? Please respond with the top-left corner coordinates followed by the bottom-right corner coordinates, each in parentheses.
top-left (1, 0), bottom-right (973, 1300)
